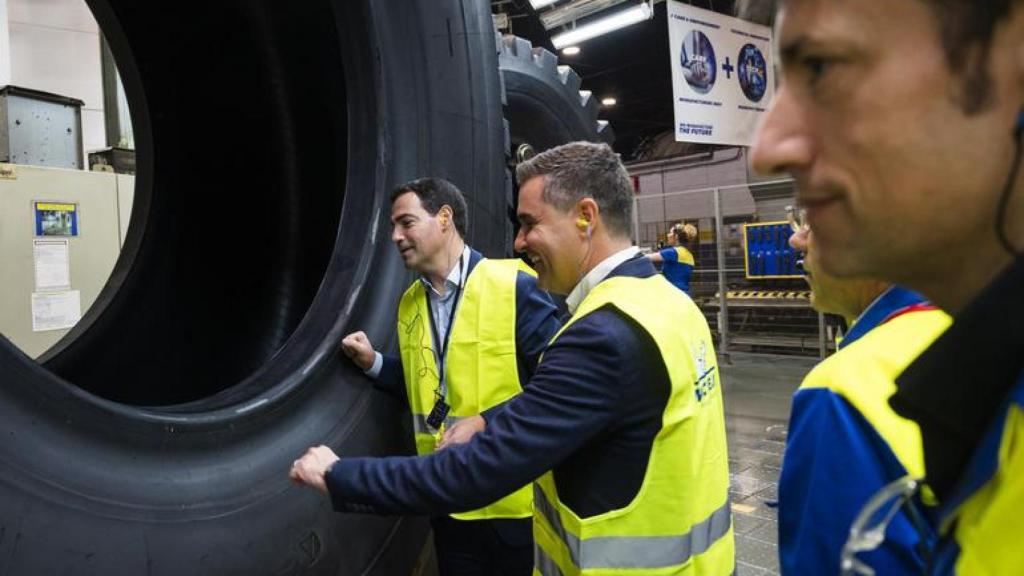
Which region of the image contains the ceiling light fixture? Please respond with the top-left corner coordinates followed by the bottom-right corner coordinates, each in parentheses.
top-left (601, 97), bottom-right (617, 106)
top-left (561, 46), bottom-right (581, 56)
top-left (551, 3), bottom-right (653, 49)
top-left (541, 0), bottom-right (630, 30)
top-left (529, 0), bottom-right (561, 9)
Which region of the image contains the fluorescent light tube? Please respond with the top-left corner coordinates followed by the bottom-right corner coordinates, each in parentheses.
top-left (530, 0), bottom-right (561, 9)
top-left (551, 3), bottom-right (652, 49)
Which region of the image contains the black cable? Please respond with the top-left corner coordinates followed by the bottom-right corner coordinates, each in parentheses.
top-left (996, 112), bottom-right (1024, 256)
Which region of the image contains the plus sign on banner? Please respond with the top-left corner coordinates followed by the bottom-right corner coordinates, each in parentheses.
top-left (667, 1), bottom-right (774, 146)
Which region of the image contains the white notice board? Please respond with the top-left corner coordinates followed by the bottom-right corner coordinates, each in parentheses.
top-left (33, 239), bottom-right (71, 291)
top-left (31, 290), bottom-right (82, 332)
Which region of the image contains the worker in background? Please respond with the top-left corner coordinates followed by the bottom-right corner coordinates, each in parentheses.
top-left (778, 211), bottom-right (950, 574)
top-left (646, 222), bottom-right (697, 295)
top-left (292, 141), bottom-right (735, 575)
top-left (751, 0), bottom-right (1024, 572)
top-left (337, 177), bottom-right (561, 575)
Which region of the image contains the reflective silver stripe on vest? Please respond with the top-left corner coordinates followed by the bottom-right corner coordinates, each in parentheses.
top-left (534, 543), bottom-right (565, 576)
top-left (534, 484), bottom-right (732, 569)
top-left (412, 414), bottom-right (465, 436)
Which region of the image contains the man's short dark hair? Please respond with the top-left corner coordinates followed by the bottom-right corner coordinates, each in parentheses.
top-left (736, 0), bottom-right (1023, 113)
top-left (926, 0), bottom-right (1022, 112)
top-left (515, 141), bottom-right (634, 237)
top-left (390, 177), bottom-right (468, 237)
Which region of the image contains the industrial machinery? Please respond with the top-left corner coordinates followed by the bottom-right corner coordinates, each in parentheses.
top-left (743, 220), bottom-right (801, 279)
top-left (0, 85), bottom-right (84, 169)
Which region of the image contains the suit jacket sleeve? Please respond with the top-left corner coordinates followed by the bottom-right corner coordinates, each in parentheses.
top-left (325, 309), bottom-right (637, 516)
top-left (370, 354), bottom-right (407, 406)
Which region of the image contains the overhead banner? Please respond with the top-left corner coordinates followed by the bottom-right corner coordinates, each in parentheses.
top-left (667, 1), bottom-right (773, 146)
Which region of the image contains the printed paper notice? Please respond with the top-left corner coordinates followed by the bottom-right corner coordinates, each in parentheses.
top-left (32, 290), bottom-right (82, 332)
top-left (33, 239), bottom-right (71, 291)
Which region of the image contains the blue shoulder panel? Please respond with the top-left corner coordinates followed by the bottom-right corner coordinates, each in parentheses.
top-left (779, 388), bottom-right (933, 575)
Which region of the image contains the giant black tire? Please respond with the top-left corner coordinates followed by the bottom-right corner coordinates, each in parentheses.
top-left (497, 35), bottom-right (614, 263)
top-left (0, 1), bottom-right (506, 574)
top-left (498, 35), bottom-right (615, 155)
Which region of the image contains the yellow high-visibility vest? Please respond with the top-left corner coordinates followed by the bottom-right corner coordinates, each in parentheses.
top-left (397, 258), bottom-right (534, 521)
top-left (532, 274), bottom-right (734, 575)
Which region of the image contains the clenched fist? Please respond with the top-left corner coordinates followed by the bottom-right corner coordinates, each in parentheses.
top-left (289, 445), bottom-right (341, 494)
top-left (341, 331), bottom-right (376, 370)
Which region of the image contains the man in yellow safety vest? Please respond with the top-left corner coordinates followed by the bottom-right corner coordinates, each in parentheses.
top-left (337, 177), bottom-right (562, 575)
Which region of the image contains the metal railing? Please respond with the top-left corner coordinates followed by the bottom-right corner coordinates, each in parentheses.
top-left (631, 179), bottom-right (832, 360)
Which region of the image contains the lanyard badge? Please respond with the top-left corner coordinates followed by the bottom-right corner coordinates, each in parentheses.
top-left (426, 395), bottom-right (451, 430)
top-left (424, 253), bottom-right (465, 432)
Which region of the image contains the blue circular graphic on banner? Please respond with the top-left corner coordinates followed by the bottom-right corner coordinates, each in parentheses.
top-left (738, 44), bottom-right (768, 102)
top-left (680, 30), bottom-right (717, 94)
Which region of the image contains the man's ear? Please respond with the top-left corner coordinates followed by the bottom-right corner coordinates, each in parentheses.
top-left (438, 205), bottom-right (453, 229)
top-left (577, 198), bottom-right (599, 230)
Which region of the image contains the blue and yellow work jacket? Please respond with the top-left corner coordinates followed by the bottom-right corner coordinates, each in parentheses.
top-left (924, 374), bottom-right (1024, 574)
top-left (778, 286), bottom-right (951, 575)
top-left (891, 257), bottom-right (1024, 575)
top-left (658, 246), bottom-right (695, 295)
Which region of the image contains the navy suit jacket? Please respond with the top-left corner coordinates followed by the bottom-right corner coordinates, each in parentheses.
top-left (328, 255), bottom-right (671, 519)
top-left (373, 248), bottom-right (561, 403)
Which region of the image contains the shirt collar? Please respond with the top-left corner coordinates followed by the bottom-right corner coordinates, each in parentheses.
top-left (566, 246), bottom-right (640, 315)
top-left (420, 245), bottom-right (471, 296)
top-left (840, 285), bottom-right (930, 348)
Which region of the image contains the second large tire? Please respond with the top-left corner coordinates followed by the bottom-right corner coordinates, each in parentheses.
top-left (499, 35), bottom-right (615, 155)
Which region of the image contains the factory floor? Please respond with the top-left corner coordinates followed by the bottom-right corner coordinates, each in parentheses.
top-left (720, 353), bottom-right (817, 576)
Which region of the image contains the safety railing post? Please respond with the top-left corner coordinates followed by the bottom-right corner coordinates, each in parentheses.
top-left (632, 195), bottom-right (640, 246)
top-left (818, 310), bottom-right (827, 361)
top-left (713, 187), bottom-right (730, 361)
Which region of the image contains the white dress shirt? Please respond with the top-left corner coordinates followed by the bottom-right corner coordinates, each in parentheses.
top-left (565, 246), bottom-right (640, 315)
top-left (366, 245), bottom-right (471, 379)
